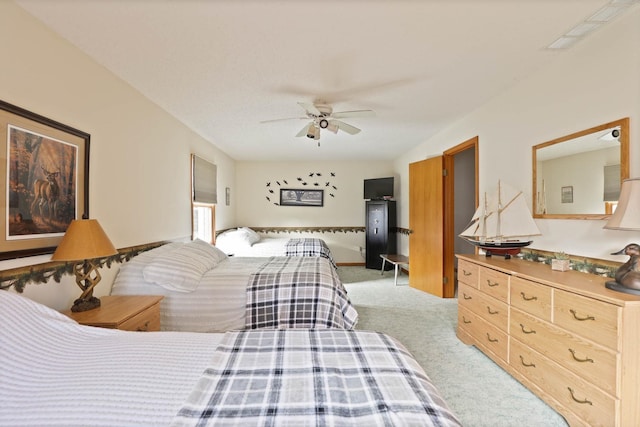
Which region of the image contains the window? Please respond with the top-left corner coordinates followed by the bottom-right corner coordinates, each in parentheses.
top-left (193, 204), bottom-right (215, 243)
top-left (191, 154), bottom-right (217, 243)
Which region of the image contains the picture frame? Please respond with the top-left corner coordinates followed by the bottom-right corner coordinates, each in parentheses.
top-left (280, 188), bottom-right (324, 207)
top-left (561, 186), bottom-right (573, 204)
top-left (225, 187), bottom-right (231, 206)
top-left (1, 100), bottom-right (90, 260)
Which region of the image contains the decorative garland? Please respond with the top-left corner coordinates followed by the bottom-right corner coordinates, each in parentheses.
top-left (248, 226), bottom-right (365, 234)
top-left (0, 241), bottom-right (167, 293)
top-left (395, 227), bottom-right (412, 236)
top-left (217, 226), bottom-right (413, 236)
top-left (519, 248), bottom-right (620, 278)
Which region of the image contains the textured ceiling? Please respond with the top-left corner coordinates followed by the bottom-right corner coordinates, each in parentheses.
top-left (15, 0), bottom-right (628, 161)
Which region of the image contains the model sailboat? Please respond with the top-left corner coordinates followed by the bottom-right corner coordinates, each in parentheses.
top-left (459, 181), bottom-right (541, 258)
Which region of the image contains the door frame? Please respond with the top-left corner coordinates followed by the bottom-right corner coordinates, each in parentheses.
top-left (443, 136), bottom-right (478, 297)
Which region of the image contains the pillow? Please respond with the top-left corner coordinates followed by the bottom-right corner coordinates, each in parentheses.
top-left (215, 229), bottom-right (252, 253)
top-left (142, 239), bottom-right (226, 292)
top-left (191, 238), bottom-right (228, 263)
top-left (239, 227), bottom-right (261, 245)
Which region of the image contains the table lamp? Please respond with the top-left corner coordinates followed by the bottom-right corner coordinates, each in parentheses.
top-left (51, 219), bottom-right (118, 311)
top-left (603, 178), bottom-right (640, 295)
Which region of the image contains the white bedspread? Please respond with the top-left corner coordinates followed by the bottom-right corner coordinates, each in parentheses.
top-left (111, 244), bottom-right (355, 332)
top-left (0, 290), bottom-right (223, 427)
top-left (222, 236), bottom-right (291, 256)
top-left (0, 291), bottom-right (458, 427)
top-left (112, 245), bottom-right (263, 332)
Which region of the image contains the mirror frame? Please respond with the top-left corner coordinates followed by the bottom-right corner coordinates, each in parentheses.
top-left (532, 117), bottom-right (629, 220)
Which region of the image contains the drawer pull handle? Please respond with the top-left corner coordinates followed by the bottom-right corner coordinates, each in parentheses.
top-left (519, 324), bottom-right (536, 334)
top-left (567, 387), bottom-right (592, 406)
top-left (569, 309), bottom-right (595, 322)
top-left (463, 293), bottom-right (472, 300)
top-left (486, 306), bottom-right (499, 315)
top-left (137, 321), bottom-right (150, 332)
top-left (463, 270), bottom-right (472, 276)
top-left (487, 280), bottom-right (499, 287)
top-left (462, 316), bottom-right (471, 324)
top-left (519, 355), bottom-right (536, 368)
top-left (520, 292), bottom-right (537, 301)
top-left (569, 348), bottom-right (594, 363)
top-left (486, 333), bottom-right (498, 343)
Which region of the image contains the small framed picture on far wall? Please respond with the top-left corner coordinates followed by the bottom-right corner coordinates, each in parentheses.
top-left (561, 186), bottom-right (573, 203)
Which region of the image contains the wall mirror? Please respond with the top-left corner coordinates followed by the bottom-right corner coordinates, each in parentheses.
top-left (532, 117), bottom-right (629, 219)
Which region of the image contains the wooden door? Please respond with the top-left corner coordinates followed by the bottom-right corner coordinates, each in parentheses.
top-left (409, 156), bottom-right (444, 296)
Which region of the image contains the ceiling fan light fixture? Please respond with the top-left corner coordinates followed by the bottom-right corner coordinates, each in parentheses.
top-left (326, 122), bottom-right (339, 133)
top-left (319, 118), bottom-right (329, 129)
top-left (306, 123), bottom-right (320, 140)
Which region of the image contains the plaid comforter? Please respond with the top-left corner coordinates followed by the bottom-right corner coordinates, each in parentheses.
top-left (171, 329), bottom-right (461, 427)
top-left (285, 238), bottom-right (337, 269)
top-left (245, 256), bottom-right (357, 329)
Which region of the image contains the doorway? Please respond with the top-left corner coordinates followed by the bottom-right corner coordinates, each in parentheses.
top-left (444, 137), bottom-right (478, 297)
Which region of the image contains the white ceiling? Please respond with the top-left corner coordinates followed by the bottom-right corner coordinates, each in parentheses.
top-left (14, 0), bottom-right (632, 161)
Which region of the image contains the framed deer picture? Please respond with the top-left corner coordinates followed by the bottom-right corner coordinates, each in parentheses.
top-left (0, 100), bottom-right (90, 260)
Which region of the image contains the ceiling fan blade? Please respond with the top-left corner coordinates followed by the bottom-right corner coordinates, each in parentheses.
top-left (295, 123), bottom-right (311, 137)
top-left (332, 120), bottom-right (361, 135)
top-left (331, 109), bottom-right (375, 119)
top-left (260, 116), bottom-right (307, 123)
top-left (298, 102), bottom-right (321, 117)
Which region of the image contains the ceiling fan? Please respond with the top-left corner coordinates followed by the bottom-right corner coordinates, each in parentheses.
top-left (261, 102), bottom-right (375, 141)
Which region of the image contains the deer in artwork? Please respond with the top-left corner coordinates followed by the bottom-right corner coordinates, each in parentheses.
top-left (31, 165), bottom-right (60, 220)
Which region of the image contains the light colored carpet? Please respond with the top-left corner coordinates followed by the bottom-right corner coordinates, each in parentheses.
top-left (338, 266), bottom-right (569, 427)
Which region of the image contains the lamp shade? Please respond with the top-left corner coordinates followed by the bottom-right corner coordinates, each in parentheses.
top-left (51, 219), bottom-right (117, 261)
top-left (604, 178), bottom-right (640, 231)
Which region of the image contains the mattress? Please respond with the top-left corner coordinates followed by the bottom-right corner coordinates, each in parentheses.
top-left (215, 228), bottom-right (336, 266)
top-left (110, 242), bottom-right (356, 332)
top-left (0, 290), bottom-right (223, 427)
top-left (0, 291), bottom-right (460, 427)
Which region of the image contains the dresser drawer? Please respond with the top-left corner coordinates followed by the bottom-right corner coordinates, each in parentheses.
top-left (511, 338), bottom-right (617, 427)
top-left (457, 259), bottom-right (479, 288)
top-left (478, 267), bottom-right (509, 303)
top-left (554, 289), bottom-right (620, 351)
top-left (459, 305), bottom-right (508, 362)
top-left (511, 308), bottom-right (618, 396)
top-left (510, 276), bottom-right (552, 322)
top-left (119, 304), bottom-right (161, 331)
top-left (459, 283), bottom-right (508, 332)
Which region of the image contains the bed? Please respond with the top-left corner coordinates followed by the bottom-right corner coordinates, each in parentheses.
top-left (110, 239), bottom-right (357, 332)
top-left (0, 290), bottom-right (461, 427)
top-left (215, 227), bottom-right (336, 267)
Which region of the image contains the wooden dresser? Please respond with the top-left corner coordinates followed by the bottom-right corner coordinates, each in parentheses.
top-left (457, 254), bottom-right (640, 427)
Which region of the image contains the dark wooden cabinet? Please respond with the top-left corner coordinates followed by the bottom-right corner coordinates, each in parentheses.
top-left (365, 200), bottom-right (397, 269)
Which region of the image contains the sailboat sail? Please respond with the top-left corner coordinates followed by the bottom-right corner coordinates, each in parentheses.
top-left (460, 181), bottom-right (540, 243)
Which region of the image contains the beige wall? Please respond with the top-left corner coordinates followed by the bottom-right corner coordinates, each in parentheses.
top-left (394, 7), bottom-right (640, 261)
top-left (0, 3), bottom-right (236, 309)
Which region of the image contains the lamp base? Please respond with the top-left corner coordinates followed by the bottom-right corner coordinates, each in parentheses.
top-left (71, 296), bottom-right (101, 312)
top-left (605, 280), bottom-right (640, 296)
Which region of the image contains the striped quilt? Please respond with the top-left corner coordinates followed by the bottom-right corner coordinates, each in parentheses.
top-left (171, 329), bottom-right (462, 427)
top-left (246, 256), bottom-right (357, 329)
top-left (285, 237), bottom-right (337, 268)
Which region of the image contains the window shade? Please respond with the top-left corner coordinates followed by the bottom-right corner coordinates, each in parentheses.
top-left (192, 154), bottom-right (217, 204)
top-left (603, 164), bottom-right (620, 202)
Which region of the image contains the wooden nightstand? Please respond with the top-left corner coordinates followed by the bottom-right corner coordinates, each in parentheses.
top-left (63, 295), bottom-right (163, 331)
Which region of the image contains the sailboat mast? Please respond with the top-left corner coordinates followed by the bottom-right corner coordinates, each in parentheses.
top-left (496, 181), bottom-right (502, 243)
top-left (480, 192), bottom-right (487, 244)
